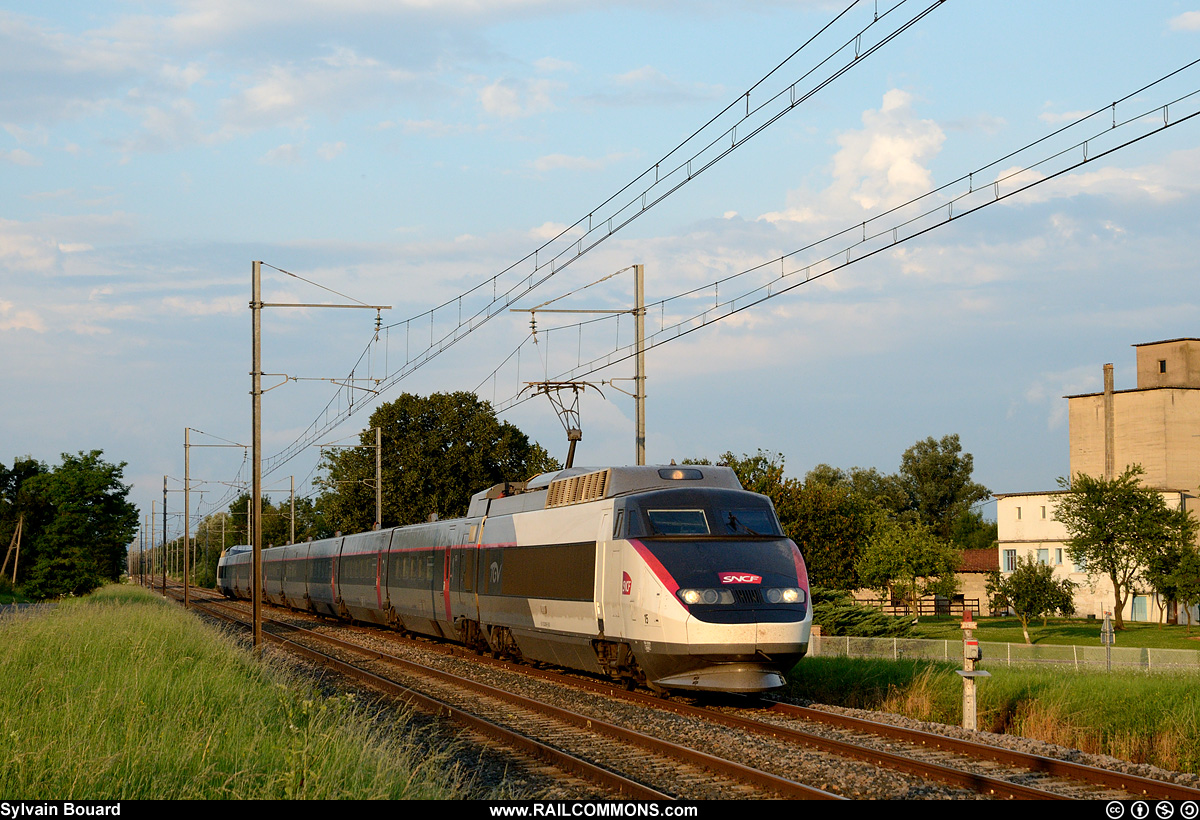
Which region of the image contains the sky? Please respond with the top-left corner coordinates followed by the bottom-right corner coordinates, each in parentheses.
top-left (3, 0), bottom-right (1200, 541)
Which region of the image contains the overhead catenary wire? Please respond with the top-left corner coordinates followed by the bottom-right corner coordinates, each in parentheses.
top-left (481, 61), bottom-right (1200, 414)
top-left (260, 0), bottom-right (946, 478)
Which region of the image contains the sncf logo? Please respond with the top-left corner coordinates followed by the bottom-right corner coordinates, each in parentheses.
top-left (719, 572), bottom-right (762, 585)
top-left (621, 571), bottom-right (632, 595)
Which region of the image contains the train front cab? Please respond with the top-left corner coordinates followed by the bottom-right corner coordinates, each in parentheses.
top-left (601, 486), bottom-right (812, 693)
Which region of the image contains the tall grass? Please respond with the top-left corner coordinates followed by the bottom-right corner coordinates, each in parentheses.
top-left (0, 585), bottom-right (480, 799)
top-left (788, 657), bottom-right (1200, 775)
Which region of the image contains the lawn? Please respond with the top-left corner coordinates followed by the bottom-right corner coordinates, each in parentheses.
top-left (0, 584), bottom-right (489, 799)
top-left (907, 615), bottom-right (1200, 651)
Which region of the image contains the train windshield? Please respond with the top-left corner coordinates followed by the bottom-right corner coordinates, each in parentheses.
top-left (621, 487), bottom-right (783, 539)
top-left (722, 509), bottom-right (777, 535)
top-left (647, 509), bottom-right (709, 535)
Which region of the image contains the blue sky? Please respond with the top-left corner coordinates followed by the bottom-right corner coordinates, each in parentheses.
top-left (3, 0), bottom-right (1199, 538)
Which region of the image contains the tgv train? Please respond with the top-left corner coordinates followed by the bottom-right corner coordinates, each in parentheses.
top-left (217, 465), bottom-right (812, 693)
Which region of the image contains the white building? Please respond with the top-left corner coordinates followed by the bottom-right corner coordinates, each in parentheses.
top-left (996, 338), bottom-right (1200, 625)
top-left (994, 489), bottom-right (1196, 624)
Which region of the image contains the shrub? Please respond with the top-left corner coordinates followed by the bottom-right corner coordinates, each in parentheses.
top-left (811, 586), bottom-right (914, 637)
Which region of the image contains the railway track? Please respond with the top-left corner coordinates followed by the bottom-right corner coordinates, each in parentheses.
top-left (162, 583), bottom-right (1200, 801)
top-left (186, 591), bottom-right (837, 799)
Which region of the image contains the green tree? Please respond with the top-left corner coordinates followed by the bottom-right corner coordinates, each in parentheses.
top-left (1055, 465), bottom-right (1198, 630)
top-left (1144, 538), bottom-right (1190, 628)
top-left (855, 518), bottom-right (961, 617)
top-left (716, 450), bottom-right (786, 497)
top-left (897, 434), bottom-right (991, 541)
top-left (226, 492), bottom-right (330, 547)
top-left (986, 556), bottom-right (1076, 644)
top-left (319, 392), bottom-right (559, 533)
top-left (0, 457), bottom-right (52, 580)
top-left (1171, 547), bottom-right (1200, 635)
top-left (950, 509), bottom-right (998, 551)
top-left (18, 451), bottom-right (139, 598)
top-left (804, 463), bottom-right (910, 519)
top-left (786, 482), bottom-right (879, 591)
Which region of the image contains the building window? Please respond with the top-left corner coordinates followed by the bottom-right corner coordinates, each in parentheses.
top-left (1056, 548), bottom-right (1063, 565)
top-left (1041, 506), bottom-right (1047, 519)
top-left (1159, 359), bottom-right (1167, 374)
top-left (1004, 549), bottom-right (1017, 572)
top-left (1016, 507), bottom-right (1022, 520)
top-left (1037, 548), bottom-right (1049, 565)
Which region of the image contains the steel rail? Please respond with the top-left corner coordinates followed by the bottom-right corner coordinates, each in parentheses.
top-left (189, 597), bottom-right (667, 800)
top-left (244, 606), bottom-right (842, 800)
top-left (192, 595), bottom-right (841, 799)
top-left (766, 702), bottom-right (1200, 802)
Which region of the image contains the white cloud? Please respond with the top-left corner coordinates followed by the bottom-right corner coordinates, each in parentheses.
top-left (221, 49), bottom-right (419, 130)
top-left (0, 300), bottom-right (46, 332)
top-left (831, 89), bottom-right (945, 212)
top-left (759, 89), bottom-right (945, 225)
top-left (397, 119), bottom-right (477, 137)
top-left (1003, 147), bottom-right (1200, 206)
top-left (528, 221), bottom-right (583, 241)
top-left (161, 295), bottom-right (242, 316)
top-left (2, 148), bottom-right (39, 166)
top-left (528, 151), bottom-right (632, 173)
top-left (1039, 108), bottom-right (1093, 125)
top-left (534, 57), bottom-right (576, 73)
top-left (478, 77), bottom-right (561, 118)
top-left (157, 0), bottom-right (570, 44)
top-left (0, 221), bottom-right (60, 272)
top-left (1169, 11), bottom-right (1200, 30)
top-left (588, 65), bottom-right (724, 107)
top-left (67, 322), bottom-right (112, 336)
top-left (318, 141), bottom-right (346, 160)
top-left (260, 142), bottom-right (304, 165)
top-left (3, 123), bottom-right (49, 145)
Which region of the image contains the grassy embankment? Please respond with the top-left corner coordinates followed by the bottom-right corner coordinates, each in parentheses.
top-left (0, 584), bottom-right (489, 799)
top-left (910, 615), bottom-right (1200, 650)
top-left (787, 655), bottom-right (1200, 775)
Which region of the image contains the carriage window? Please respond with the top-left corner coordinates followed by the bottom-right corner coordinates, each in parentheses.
top-left (721, 508), bottom-right (781, 536)
top-left (647, 509), bottom-right (709, 535)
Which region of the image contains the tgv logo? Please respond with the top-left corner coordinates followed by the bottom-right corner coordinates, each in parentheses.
top-left (719, 573), bottom-right (762, 585)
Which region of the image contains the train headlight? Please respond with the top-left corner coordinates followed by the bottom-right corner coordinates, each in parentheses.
top-left (678, 588), bottom-right (735, 605)
top-left (765, 587), bottom-right (804, 604)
